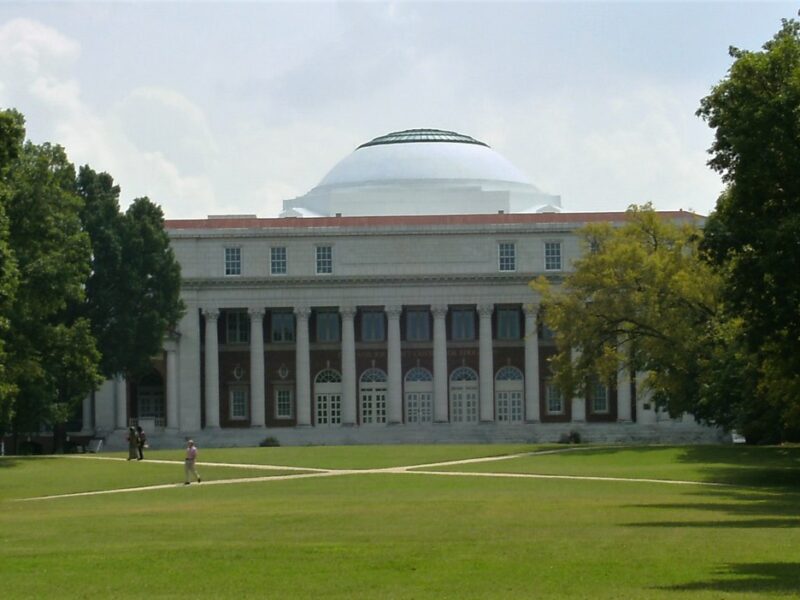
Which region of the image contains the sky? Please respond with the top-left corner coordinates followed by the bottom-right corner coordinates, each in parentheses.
top-left (0, 1), bottom-right (796, 219)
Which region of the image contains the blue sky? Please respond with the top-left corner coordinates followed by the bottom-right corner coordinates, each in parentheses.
top-left (0, 2), bottom-right (796, 218)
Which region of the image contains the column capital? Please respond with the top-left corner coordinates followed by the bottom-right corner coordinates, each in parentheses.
top-left (431, 304), bottom-right (448, 318)
top-left (477, 303), bottom-right (494, 318)
top-left (248, 307), bottom-right (265, 319)
top-left (163, 339), bottom-right (178, 353)
top-left (203, 308), bottom-right (220, 320)
top-left (293, 305), bottom-right (311, 319)
top-left (523, 303), bottom-right (540, 317)
top-left (339, 305), bottom-right (357, 319)
top-left (385, 305), bottom-right (403, 318)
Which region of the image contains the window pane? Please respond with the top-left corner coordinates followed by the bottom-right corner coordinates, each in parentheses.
top-left (499, 242), bottom-right (516, 271)
top-left (316, 311), bottom-right (340, 342)
top-left (406, 310), bottom-right (430, 341)
top-left (546, 381), bottom-right (563, 414)
top-left (271, 247), bottom-right (287, 275)
top-left (451, 309), bottom-right (475, 341)
top-left (361, 312), bottom-right (385, 342)
top-left (225, 247), bottom-right (242, 276)
top-left (544, 242), bottom-right (562, 271)
top-left (276, 388), bottom-right (293, 418)
top-left (231, 388), bottom-right (248, 419)
top-left (226, 311), bottom-right (250, 344)
top-left (316, 246), bottom-right (332, 274)
top-left (271, 312), bottom-right (295, 342)
top-left (497, 308), bottom-right (520, 340)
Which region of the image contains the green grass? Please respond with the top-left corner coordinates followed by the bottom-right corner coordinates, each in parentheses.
top-left (2, 444), bottom-right (800, 599)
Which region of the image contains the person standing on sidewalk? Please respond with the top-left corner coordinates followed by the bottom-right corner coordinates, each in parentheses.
top-left (184, 439), bottom-right (201, 485)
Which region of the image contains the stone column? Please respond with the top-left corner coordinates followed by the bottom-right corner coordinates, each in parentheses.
top-left (249, 308), bottom-right (266, 427)
top-left (617, 366), bottom-right (632, 422)
top-left (524, 305), bottom-right (540, 422)
top-left (294, 306), bottom-right (311, 426)
top-left (432, 305), bottom-right (449, 422)
top-left (203, 309), bottom-right (220, 429)
top-left (81, 393), bottom-right (93, 434)
top-left (478, 304), bottom-right (494, 422)
top-left (570, 347), bottom-right (586, 422)
top-left (386, 305), bottom-right (403, 424)
top-left (164, 338), bottom-right (179, 430)
top-left (177, 305), bottom-right (201, 432)
top-left (340, 306), bottom-right (357, 426)
top-left (115, 374), bottom-right (128, 430)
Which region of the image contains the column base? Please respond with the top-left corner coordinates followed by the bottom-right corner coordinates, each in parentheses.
top-left (525, 419), bottom-right (541, 424)
top-left (480, 420), bottom-right (495, 425)
top-left (341, 422), bottom-right (357, 427)
top-left (387, 420), bottom-right (404, 426)
top-left (250, 424), bottom-right (266, 429)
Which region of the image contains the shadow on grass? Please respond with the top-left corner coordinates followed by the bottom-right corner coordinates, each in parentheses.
top-left (677, 445), bottom-right (800, 490)
top-left (659, 562), bottom-right (800, 594)
top-left (0, 456), bottom-right (60, 468)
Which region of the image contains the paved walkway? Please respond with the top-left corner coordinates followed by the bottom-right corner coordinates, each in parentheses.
top-left (16, 447), bottom-right (732, 502)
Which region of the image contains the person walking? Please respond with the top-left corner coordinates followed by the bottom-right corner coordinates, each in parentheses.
top-left (126, 426), bottom-right (138, 460)
top-left (184, 439), bottom-right (201, 485)
top-left (135, 425), bottom-right (147, 461)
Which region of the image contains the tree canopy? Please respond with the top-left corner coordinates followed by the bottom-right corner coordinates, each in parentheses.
top-left (698, 18), bottom-right (800, 439)
top-left (0, 108), bottom-right (184, 440)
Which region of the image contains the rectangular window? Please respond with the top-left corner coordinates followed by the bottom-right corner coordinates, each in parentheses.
top-left (544, 241), bottom-right (562, 271)
top-left (451, 308), bottom-right (475, 341)
top-left (545, 381), bottom-right (564, 415)
top-left (270, 246), bottom-right (287, 275)
top-left (270, 311), bottom-right (294, 343)
top-left (316, 310), bottom-right (340, 342)
top-left (316, 245), bottom-right (332, 274)
top-left (224, 247), bottom-right (242, 276)
top-left (497, 308), bottom-right (521, 340)
top-left (225, 310), bottom-right (250, 344)
top-left (275, 388), bottom-right (293, 419)
top-left (361, 311), bottom-right (385, 342)
top-left (405, 309), bottom-right (430, 342)
top-left (230, 387), bottom-right (248, 420)
top-left (498, 242), bottom-right (516, 272)
top-left (592, 382), bottom-right (609, 414)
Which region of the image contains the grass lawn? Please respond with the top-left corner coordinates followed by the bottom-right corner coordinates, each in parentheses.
top-left (2, 444), bottom-right (799, 599)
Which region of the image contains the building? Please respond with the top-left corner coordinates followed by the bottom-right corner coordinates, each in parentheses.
top-left (86, 129), bottom-right (718, 448)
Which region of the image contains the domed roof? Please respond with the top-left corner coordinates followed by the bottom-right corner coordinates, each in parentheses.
top-left (280, 128), bottom-right (561, 217)
top-left (316, 128), bottom-right (533, 189)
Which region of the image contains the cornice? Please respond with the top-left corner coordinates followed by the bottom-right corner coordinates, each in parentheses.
top-left (181, 272), bottom-right (564, 290)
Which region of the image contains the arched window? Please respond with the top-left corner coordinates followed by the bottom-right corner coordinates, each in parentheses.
top-left (495, 367), bottom-right (524, 422)
top-left (405, 367), bottom-right (433, 423)
top-left (450, 367), bottom-right (478, 422)
top-left (360, 368), bottom-right (387, 383)
top-left (314, 369), bottom-right (342, 425)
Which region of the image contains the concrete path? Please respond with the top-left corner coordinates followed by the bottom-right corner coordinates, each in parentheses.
top-left (14, 446), bottom-right (732, 502)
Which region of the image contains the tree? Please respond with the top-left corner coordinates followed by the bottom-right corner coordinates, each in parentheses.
top-left (532, 205), bottom-right (737, 423)
top-left (4, 140), bottom-right (101, 436)
top-left (77, 166), bottom-right (184, 380)
top-left (698, 18), bottom-right (800, 439)
top-left (0, 109), bottom-right (24, 433)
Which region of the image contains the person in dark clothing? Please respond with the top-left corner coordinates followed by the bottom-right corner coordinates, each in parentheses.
top-left (126, 426), bottom-right (138, 460)
top-left (136, 425), bottom-right (147, 460)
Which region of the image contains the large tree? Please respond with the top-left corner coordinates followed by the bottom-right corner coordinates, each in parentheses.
top-left (533, 205), bottom-right (743, 425)
top-left (4, 140), bottom-right (101, 434)
top-left (77, 166), bottom-right (184, 380)
top-left (0, 110), bottom-right (24, 432)
top-left (698, 18), bottom-right (800, 439)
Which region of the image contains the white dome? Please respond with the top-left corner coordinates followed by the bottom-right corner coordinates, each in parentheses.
top-left (281, 129), bottom-right (560, 217)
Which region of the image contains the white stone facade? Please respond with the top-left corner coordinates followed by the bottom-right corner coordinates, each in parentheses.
top-left (88, 129), bottom-right (721, 448)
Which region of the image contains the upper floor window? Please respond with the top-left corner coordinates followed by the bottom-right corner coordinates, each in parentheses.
top-left (316, 310), bottom-right (340, 342)
top-left (451, 308), bottom-right (475, 341)
top-left (316, 245), bottom-right (333, 274)
top-left (224, 247), bottom-right (242, 276)
top-left (271, 247), bottom-right (287, 275)
top-left (406, 309), bottom-right (430, 342)
top-left (498, 242), bottom-right (516, 272)
top-left (544, 241), bottom-right (562, 271)
top-left (271, 311), bottom-right (294, 343)
top-left (496, 308), bottom-right (521, 340)
top-left (361, 311), bottom-right (385, 342)
top-left (226, 310), bottom-right (250, 344)
top-left (591, 381), bottom-right (609, 414)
